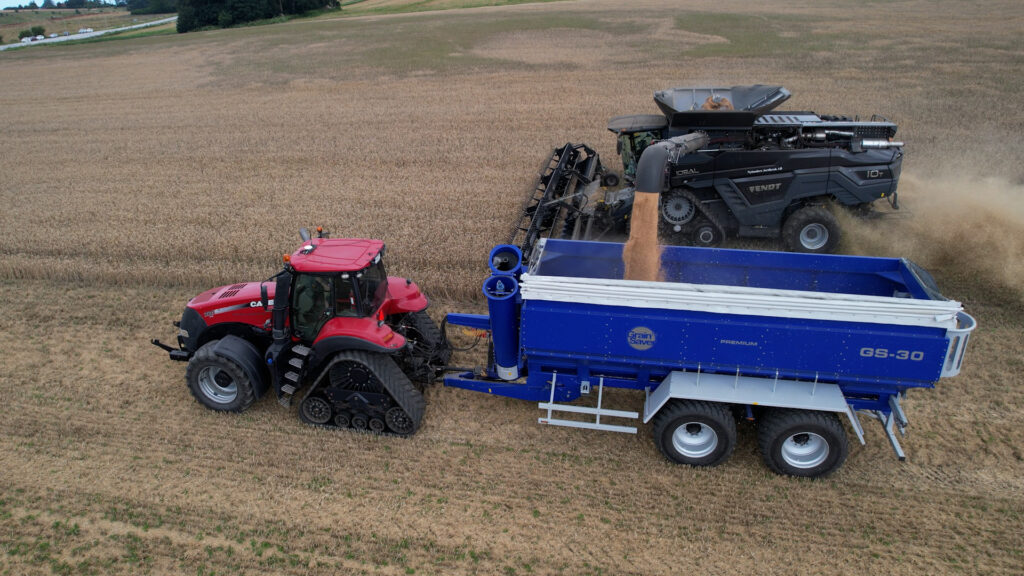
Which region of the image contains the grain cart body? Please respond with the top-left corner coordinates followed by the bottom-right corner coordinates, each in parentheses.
top-left (444, 239), bottom-right (974, 477)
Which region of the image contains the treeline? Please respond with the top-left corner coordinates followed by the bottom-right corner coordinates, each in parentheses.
top-left (177, 0), bottom-right (338, 32)
top-left (2, 0), bottom-right (116, 9)
top-left (127, 0), bottom-right (175, 15)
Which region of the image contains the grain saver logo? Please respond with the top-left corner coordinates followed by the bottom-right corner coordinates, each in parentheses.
top-left (628, 327), bottom-right (656, 351)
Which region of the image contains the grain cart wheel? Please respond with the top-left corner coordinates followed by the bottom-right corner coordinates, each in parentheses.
top-left (652, 400), bottom-right (737, 467)
top-left (782, 206), bottom-right (841, 253)
top-left (757, 409), bottom-right (849, 478)
top-left (185, 340), bottom-right (256, 413)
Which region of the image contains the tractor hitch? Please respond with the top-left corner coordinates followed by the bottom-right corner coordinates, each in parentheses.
top-left (151, 339), bottom-right (190, 361)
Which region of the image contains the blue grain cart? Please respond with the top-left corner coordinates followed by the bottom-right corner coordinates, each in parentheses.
top-left (445, 239), bottom-right (975, 477)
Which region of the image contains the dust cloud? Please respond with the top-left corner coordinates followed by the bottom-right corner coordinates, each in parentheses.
top-left (839, 171), bottom-right (1024, 301)
top-left (623, 193), bottom-right (663, 281)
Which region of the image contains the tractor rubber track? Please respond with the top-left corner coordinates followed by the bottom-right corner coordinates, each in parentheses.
top-left (301, 350), bottom-right (426, 436)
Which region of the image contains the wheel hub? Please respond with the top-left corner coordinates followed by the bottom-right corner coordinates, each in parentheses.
top-left (197, 366), bottom-right (238, 404)
top-left (799, 223), bottom-right (829, 250)
top-left (301, 396), bottom-right (332, 425)
top-left (662, 193), bottom-right (696, 225)
top-left (672, 421), bottom-right (719, 459)
top-left (780, 432), bottom-right (829, 469)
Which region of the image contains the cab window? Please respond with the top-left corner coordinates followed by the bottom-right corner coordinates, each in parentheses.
top-left (292, 274), bottom-right (331, 341)
top-left (334, 275), bottom-right (358, 317)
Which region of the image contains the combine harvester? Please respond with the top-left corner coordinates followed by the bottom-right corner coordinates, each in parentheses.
top-left (445, 240), bottom-right (974, 477)
top-left (517, 84), bottom-right (904, 256)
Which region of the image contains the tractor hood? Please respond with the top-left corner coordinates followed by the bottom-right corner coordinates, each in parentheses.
top-left (187, 281), bottom-right (273, 321)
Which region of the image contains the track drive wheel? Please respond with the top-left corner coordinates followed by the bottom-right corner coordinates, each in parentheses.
top-left (757, 409), bottom-right (849, 478)
top-left (652, 400), bottom-right (736, 467)
top-left (185, 340), bottom-right (256, 413)
top-left (782, 205), bottom-right (841, 253)
top-left (691, 217), bottom-right (723, 248)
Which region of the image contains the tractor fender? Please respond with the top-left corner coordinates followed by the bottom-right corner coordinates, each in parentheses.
top-left (308, 335), bottom-right (402, 382)
top-left (381, 277), bottom-right (429, 315)
top-left (212, 335), bottom-right (269, 400)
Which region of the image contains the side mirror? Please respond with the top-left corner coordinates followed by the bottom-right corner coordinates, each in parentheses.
top-left (260, 284), bottom-right (270, 311)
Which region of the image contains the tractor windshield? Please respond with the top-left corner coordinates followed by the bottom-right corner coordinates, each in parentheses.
top-left (357, 258), bottom-right (388, 316)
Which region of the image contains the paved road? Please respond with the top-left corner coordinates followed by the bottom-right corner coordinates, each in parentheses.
top-left (0, 15), bottom-right (177, 52)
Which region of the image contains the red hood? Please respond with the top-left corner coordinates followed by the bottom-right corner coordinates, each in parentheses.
top-left (187, 281), bottom-right (274, 324)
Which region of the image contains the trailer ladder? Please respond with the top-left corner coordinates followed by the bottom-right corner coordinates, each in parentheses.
top-left (538, 373), bottom-right (639, 434)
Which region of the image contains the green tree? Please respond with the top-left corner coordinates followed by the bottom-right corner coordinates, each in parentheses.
top-left (41, 0), bottom-right (55, 8)
top-left (30, 25), bottom-right (45, 36)
top-left (18, 29), bottom-right (32, 39)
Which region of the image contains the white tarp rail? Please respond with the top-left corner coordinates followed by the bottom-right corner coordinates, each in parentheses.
top-left (520, 273), bottom-right (964, 329)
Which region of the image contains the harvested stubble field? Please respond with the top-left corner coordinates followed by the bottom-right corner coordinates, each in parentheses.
top-left (1, 0), bottom-right (1023, 574)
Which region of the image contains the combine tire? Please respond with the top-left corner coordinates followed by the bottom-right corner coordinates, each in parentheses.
top-left (782, 206), bottom-right (840, 253)
top-left (185, 340), bottom-right (256, 413)
top-left (652, 400), bottom-right (736, 467)
top-left (691, 217), bottom-right (723, 248)
top-left (601, 172), bottom-right (620, 187)
top-left (757, 409), bottom-right (848, 478)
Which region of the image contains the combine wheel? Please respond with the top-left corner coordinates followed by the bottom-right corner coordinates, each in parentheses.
top-left (661, 191), bottom-right (697, 228)
top-left (782, 206), bottom-right (841, 253)
top-left (691, 217), bottom-right (723, 248)
top-left (652, 400), bottom-right (736, 467)
top-left (757, 409), bottom-right (848, 478)
top-left (185, 340), bottom-right (256, 413)
top-left (601, 172), bottom-right (620, 188)
top-left (299, 396), bottom-right (333, 425)
top-left (352, 414), bottom-right (368, 430)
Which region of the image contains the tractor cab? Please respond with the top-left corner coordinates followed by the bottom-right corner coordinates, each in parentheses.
top-left (286, 238), bottom-right (390, 343)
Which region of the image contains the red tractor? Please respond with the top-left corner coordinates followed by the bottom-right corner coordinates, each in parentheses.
top-left (152, 228), bottom-right (450, 435)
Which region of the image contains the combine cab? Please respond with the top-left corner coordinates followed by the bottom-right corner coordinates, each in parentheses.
top-left (516, 85), bottom-right (904, 259)
top-left (153, 228), bottom-right (450, 435)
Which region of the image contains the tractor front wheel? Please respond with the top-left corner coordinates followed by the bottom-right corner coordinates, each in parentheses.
top-left (185, 340), bottom-right (256, 413)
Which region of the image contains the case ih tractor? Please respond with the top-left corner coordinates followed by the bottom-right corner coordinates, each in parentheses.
top-left (152, 228), bottom-right (449, 435)
top-left (515, 85), bottom-right (904, 258)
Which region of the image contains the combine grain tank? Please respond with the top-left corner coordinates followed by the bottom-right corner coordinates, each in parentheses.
top-left (445, 239), bottom-right (974, 477)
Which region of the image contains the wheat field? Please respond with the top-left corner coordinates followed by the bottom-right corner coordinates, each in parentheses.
top-left (1, 0), bottom-right (1022, 574)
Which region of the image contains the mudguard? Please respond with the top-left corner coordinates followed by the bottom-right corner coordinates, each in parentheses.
top-left (382, 277), bottom-right (429, 315)
top-left (212, 336), bottom-right (269, 399)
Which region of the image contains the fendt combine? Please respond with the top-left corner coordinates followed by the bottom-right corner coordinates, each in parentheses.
top-left (152, 228), bottom-right (449, 436)
top-left (516, 85), bottom-right (904, 257)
